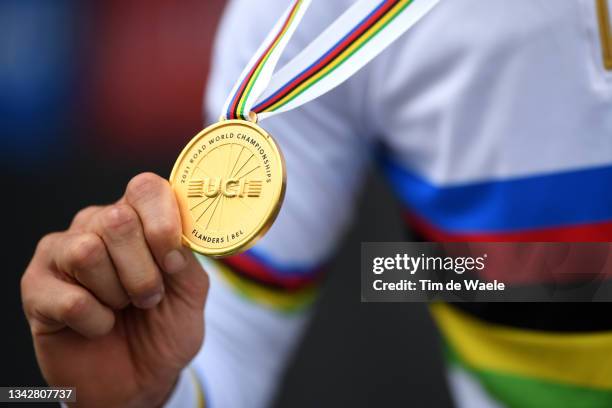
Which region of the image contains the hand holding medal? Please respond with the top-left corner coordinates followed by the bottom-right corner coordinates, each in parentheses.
top-left (170, 0), bottom-right (439, 257)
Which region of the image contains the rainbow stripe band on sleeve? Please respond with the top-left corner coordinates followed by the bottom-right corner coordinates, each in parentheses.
top-left (252, 0), bottom-right (414, 115)
top-left (213, 258), bottom-right (320, 313)
top-left (188, 368), bottom-right (206, 408)
top-left (432, 303), bottom-right (612, 407)
top-left (225, 0), bottom-right (306, 120)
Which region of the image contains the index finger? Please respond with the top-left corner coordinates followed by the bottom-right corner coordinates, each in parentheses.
top-left (123, 173), bottom-right (186, 274)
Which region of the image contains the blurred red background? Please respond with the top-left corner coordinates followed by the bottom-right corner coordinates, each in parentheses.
top-left (87, 0), bottom-right (225, 156)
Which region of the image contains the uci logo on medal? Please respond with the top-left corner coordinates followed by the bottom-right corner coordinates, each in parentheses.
top-left (187, 178), bottom-right (263, 199)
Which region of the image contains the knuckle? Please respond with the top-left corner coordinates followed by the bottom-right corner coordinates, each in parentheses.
top-left (61, 292), bottom-right (91, 321)
top-left (20, 273), bottom-right (35, 314)
top-left (101, 205), bottom-right (138, 236)
top-left (36, 233), bottom-right (60, 255)
top-left (129, 275), bottom-right (161, 298)
top-left (110, 296), bottom-right (131, 310)
top-left (71, 206), bottom-right (101, 228)
top-left (66, 233), bottom-right (105, 271)
top-left (126, 172), bottom-right (165, 204)
top-left (20, 265), bottom-right (52, 320)
top-left (148, 218), bottom-right (180, 243)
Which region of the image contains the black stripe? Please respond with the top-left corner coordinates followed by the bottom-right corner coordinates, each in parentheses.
top-left (408, 232), bottom-right (612, 332)
top-left (218, 259), bottom-right (323, 293)
top-left (256, 0), bottom-right (398, 112)
top-left (452, 302), bottom-right (612, 332)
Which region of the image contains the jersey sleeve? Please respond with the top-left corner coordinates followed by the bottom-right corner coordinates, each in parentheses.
top-left (166, 0), bottom-right (372, 406)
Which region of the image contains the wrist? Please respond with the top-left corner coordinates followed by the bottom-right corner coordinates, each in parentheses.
top-left (159, 369), bottom-right (205, 408)
top-left (142, 375), bottom-right (180, 408)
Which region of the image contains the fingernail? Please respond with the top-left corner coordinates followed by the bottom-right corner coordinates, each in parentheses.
top-left (136, 292), bottom-right (163, 309)
top-left (164, 249), bottom-right (186, 274)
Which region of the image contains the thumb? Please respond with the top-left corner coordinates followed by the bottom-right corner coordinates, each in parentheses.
top-left (163, 247), bottom-right (209, 311)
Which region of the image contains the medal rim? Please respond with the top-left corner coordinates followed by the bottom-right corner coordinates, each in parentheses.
top-left (170, 119), bottom-right (286, 257)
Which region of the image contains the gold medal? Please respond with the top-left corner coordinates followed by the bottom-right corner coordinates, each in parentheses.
top-left (170, 119), bottom-right (285, 257)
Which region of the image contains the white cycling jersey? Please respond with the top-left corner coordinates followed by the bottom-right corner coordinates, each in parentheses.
top-left (164, 0), bottom-right (612, 407)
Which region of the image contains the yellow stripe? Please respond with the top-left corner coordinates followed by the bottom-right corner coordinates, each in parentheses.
top-left (237, 0), bottom-right (304, 116)
top-left (431, 303), bottom-right (612, 390)
top-left (189, 368), bottom-right (205, 408)
top-left (264, 0), bottom-right (410, 112)
top-left (213, 260), bottom-right (318, 312)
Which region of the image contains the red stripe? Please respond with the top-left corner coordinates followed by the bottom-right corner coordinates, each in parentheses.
top-left (228, 1), bottom-right (301, 119)
top-left (403, 211), bottom-right (612, 242)
top-left (403, 211), bottom-right (612, 285)
top-left (254, 0), bottom-right (396, 112)
top-left (220, 253), bottom-right (323, 291)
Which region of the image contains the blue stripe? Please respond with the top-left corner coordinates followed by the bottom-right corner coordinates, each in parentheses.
top-left (253, 0), bottom-right (390, 111)
top-left (247, 247), bottom-right (322, 277)
top-left (382, 158), bottom-right (612, 232)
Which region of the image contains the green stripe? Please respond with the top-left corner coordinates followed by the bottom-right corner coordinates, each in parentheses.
top-left (266, 0), bottom-right (412, 112)
top-left (237, 41), bottom-right (277, 119)
top-left (237, 3), bottom-right (300, 119)
top-left (445, 343), bottom-right (612, 408)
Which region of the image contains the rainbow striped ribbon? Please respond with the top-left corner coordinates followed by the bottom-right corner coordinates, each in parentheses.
top-left (221, 0), bottom-right (440, 122)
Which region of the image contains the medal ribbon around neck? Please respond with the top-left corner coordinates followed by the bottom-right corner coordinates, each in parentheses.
top-left (222, 0), bottom-right (440, 122)
top-left (172, 0), bottom-right (440, 256)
